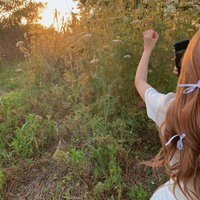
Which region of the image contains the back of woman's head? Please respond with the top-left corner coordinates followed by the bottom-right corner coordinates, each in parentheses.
top-left (161, 29), bottom-right (200, 200)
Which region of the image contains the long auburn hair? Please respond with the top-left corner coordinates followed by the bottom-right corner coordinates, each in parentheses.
top-left (149, 30), bottom-right (200, 200)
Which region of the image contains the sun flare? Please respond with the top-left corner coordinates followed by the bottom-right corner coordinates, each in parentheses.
top-left (35, 0), bottom-right (79, 28)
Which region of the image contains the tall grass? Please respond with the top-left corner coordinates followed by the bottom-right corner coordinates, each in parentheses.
top-left (0, 0), bottom-right (199, 199)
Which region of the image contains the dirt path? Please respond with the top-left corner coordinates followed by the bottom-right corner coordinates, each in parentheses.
top-left (12, 164), bottom-right (63, 200)
top-left (5, 158), bottom-right (69, 200)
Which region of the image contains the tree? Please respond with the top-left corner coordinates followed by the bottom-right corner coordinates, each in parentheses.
top-left (0, 0), bottom-right (44, 28)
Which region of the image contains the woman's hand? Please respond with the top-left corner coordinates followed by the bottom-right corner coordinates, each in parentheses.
top-left (143, 30), bottom-right (159, 53)
top-left (173, 66), bottom-right (178, 75)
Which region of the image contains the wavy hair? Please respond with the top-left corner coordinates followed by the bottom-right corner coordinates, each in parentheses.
top-left (148, 30), bottom-right (200, 200)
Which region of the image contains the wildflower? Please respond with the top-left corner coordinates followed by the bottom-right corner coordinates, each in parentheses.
top-left (15, 68), bottom-right (23, 72)
top-left (124, 55), bottom-right (132, 59)
top-left (112, 39), bottom-right (121, 43)
top-left (16, 41), bottom-right (24, 47)
top-left (195, 24), bottom-right (200, 29)
top-left (193, 5), bottom-right (200, 10)
top-left (24, 32), bottom-right (28, 39)
top-left (82, 34), bottom-right (92, 38)
top-left (90, 58), bottom-right (99, 64)
top-left (131, 20), bottom-right (140, 25)
top-left (164, 5), bottom-right (176, 12)
top-left (187, 29), bottom-right (194, 32)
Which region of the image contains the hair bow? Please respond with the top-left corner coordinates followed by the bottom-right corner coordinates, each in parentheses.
top-left (178, 80), bottom-right (200, 94)
top-left (165, 133), bottom-right (186, 150)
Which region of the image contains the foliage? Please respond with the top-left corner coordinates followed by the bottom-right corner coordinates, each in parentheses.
top-left (11, 113), bottom-right (55, 159)
top-left (0, 0), bottom-right (44, 61)
top-left (0, 0), bottom-right (44, 27)
top-left (129, 185), bottom-right (148, 200)
top-left (0, 170), bottom-right (4, 189)
top-left (0, 0), bottom-right (200, 199)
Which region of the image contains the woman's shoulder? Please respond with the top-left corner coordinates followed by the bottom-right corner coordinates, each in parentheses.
top-left (145, 87), bottom-right (176, 103)
top-left (145, 87), bottom-right (175, 127)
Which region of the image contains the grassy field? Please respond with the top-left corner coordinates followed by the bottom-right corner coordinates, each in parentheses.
top-left (0, 0), bottom-right (199, 199)
top-left (0, 60), bottom-right (167, 199)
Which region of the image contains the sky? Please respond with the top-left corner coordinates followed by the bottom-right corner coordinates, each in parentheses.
top-left (35, 0), bottom-right (79, 27)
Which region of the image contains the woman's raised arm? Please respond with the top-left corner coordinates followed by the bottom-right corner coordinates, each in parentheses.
top-left (135, 30), bottom-right (159, 101)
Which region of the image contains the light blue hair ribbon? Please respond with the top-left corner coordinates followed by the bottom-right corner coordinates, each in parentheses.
top-left (165, 133), bottom-right (186, 150)
top-left (178, 80), bottom-right (200, 94)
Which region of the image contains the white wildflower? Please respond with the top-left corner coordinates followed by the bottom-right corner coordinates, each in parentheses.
top-left (193, 4), bottom-right (200, 10)
top-left (164, 5), bottom-right (176, 12)
top-left (24, 32), bottom-right (28, 39)
top-left (195, 24), bottom-right (200, 29)
top-left (90, 58), bottom-right (99, 64)
top-left (15, 68), bottom-right (23, 72)
top-left (82, 34), bottom-right (92, 38)
top-left (131, 20), bottom-right (140, 25)
top-left (16, 41), bottom-right (24, 47)
top-left (187, 29), bottom-right (194, 32)
top-left (112, 39), bottom-right (121, 43)
top-left (124, 55), bottom-right (132, 59)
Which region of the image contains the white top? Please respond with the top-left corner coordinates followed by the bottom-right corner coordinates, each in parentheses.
top-left (150, 179), bottom-right (195, 200)
top-left (145, 88), bottom-right (195, 200)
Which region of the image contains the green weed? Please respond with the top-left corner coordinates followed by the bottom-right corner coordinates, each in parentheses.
top-left (0, 170), bottom-right (4, 189)
top-left (129, 185), bottom-right (148, 200)
top-left (11, 113), bottom-right (55, 159)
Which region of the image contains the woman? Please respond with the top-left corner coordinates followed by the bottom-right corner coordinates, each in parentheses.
top-left (135, 29), bottom-right (200, 200)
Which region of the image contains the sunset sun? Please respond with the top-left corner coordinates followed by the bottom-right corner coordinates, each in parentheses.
top-left (35, 0), bottom-right (79, 28)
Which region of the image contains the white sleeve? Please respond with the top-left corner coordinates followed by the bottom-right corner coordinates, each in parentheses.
top-left (144, 87), bottom-right (175, 127)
